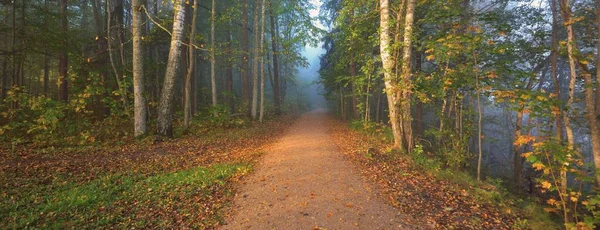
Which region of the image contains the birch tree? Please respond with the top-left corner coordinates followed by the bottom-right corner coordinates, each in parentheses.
top-left (379, 0), bottom-right (403, 151)
top-left (132, 0), bottom-right (147, 137)
top-left (157, 0), bottom-right (186, 136)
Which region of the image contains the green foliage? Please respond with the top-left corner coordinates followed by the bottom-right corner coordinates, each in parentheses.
top-left (0, 82), bottom-right (133, 147)
top-left (523, 138), bottom-right (600, 228)
top-left (349, 120), bottom-right (394, 144)
top-left (190, 105), bottom-right (248, 133)
top-left (0, 163), bottom-right (250, 228)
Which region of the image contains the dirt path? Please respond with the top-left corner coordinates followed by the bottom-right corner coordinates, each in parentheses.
top-left (222, 109), bottom-right (410, 229)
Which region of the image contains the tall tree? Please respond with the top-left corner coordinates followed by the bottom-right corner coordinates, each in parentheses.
top-left (259, 0), bottom-right (266, 122)
top-left (398, 0), bottom-right (416, 153)
top-left (270, 1), bottom-right (281, 114)
top-left (58, 0), bottom-right (69, 102)
top-left (157, 0), bottom-right (186, 137)
top-left (379, 0), bottom-right (402, 149)
top-left (251, 0), bottom-right (260, 119)
top-left (184, 0), bottom-right (199, 129)
top-left (210, 0), bottom-right (217, 108)
top-left (241, 0), bottom-right (250, 112)
top-left (132, 0), bottom-right (147, 137)
top-left (550, 0), bottom-right (563, 142)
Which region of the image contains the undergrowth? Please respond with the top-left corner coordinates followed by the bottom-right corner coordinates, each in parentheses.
top-left (348, 120), bottom-right (560, 229)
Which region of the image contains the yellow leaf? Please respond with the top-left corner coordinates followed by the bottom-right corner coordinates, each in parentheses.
top-left (547, 198), bottom-right (556, 205)
top-left (533, 162), bottom-right (545, 171)
top-left (521, 152), bottom-right (533, 158)
top-left (426, 55), bottom-right (435, 61)
top-left (541, 181), bottom-right (552, 189)
top-left (570, 196), bottom-right (578, 202)
top-left (582, 201), bottom-right (589, 206)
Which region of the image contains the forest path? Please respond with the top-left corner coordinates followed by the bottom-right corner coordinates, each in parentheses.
top-left (222, 109), bottom-right (409, 229)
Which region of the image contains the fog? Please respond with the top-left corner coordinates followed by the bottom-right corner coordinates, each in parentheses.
top-left (296, 44), bottom-right (327, 109)
top-left (294, 0), bottom-right (327, 110)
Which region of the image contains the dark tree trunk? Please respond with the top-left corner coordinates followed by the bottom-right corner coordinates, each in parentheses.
top-left (59, 0), bottom-right (69, 102)
top-left (226, 27), bottom-right (235, 112)
top-left (350, 55), bottom-right (359, 119)
top-left (1, 59), bottom-right (7, 101)
top-left (241, 0), bottom-right (250, 111)
top-left (270, 1), bottom-right (281, 114)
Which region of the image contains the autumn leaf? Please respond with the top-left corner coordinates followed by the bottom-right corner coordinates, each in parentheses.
top-left (532, 162), bottom-right (545, 171)
top-left (541, 181), bottom-right (552, 189)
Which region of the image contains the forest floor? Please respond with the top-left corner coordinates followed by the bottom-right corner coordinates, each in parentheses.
top-left (0, 115), bottom-right (295, 228)
top-left (222, 109), bottom-right (413, 229)
top-left (1, 109), bottom-right (551, 229)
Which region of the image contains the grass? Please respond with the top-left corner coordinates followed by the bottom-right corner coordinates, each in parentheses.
top-left (1, 163), bottom-right (252, 228)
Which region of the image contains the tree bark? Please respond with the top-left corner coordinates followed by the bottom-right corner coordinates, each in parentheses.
top-left (210, 0), bottom-right (217, 108)
top-left (241, 0), bottom-right (250, 111)
top-left (43, 0), bottom-right (50, 97)
top-left (1, 59), bottom-right (7, 101)
top-left (157, 0), bottom-right (185, 137)
top-left (380, 0), bottom-right (402, 150)
top-left (550, 0), bottom-right (563, 142)
top-left (399, 0), bottom-right (416, 153)
top-left (226, 27), bottom-right (235, 112)
top-left (350, 55), bottom-right (359, 119)
top-left (184, 0), bottom-right (198, 129)
top-left (595, 0), bottom-right (600, 186)
top-left (251, 0), bottom-right (260, 119)
top-left (270, 2), bottom-right (281, 115)
top-left (132, 0), bottom-right (148, 137)
top-left (557, 0), bottom-right (577, 203)
top-left (59, 0), bottom-right (69, 102)
top-left (259, 0), bottom-right (266, 122)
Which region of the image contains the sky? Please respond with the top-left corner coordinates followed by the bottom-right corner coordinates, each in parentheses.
top-left (296, 0), bottom-right (327, 109)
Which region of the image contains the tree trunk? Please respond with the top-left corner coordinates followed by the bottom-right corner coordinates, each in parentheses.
top-left (226, 27), bottom-right (235, 112)
top-left (595, 0), bottom-right (600, 186)
top-left (399, 0), bottom-right (416, 153)
top-left (157, 0), bottom-right (185, 137)
top-left (557, 0), bottom-right (576, 210)
top-left (550, 0), bottom-right (563, 142)
top-left (241, 0), bottom-right (250, 111)
top-left (132, 0), bottom-right (148, 137)
top-left (350, 55), bottom-right (359, 119)
top-left (59, 0), bottom-right (69, 102)
top-left (477, 72), bottom-right (483, 181)
top-left (107, 0), bottom-right (127, 108)
top-left (251, 0), bottom-right (260, 119)
top-left (1, 59), bottom-right (7, 101)
top-left (184, 0), bottom-right (198, 129)
top-left (259, 0), bottom-right (266, 122)
top-left (364, 74), bottom-right (371, 122)
top-left (43, 0), bottom-right (50, 97)
top-left (210, 0), bottom-right (217, 108)
top-left (270, 2), bottom-right (281, 115)
top-left (380, 0), bottom-right (402, 150)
